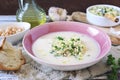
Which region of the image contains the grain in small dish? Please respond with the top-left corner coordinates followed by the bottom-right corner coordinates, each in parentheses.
top-left (0, 22), bottom-right (30, 44)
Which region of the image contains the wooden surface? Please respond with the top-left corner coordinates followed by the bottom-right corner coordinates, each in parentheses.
top-left (69, 12), bottom-right (120, 45)
top-left (0, 0), bottom-right (120, 15)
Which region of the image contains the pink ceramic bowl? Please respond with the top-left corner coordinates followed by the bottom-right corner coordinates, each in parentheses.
top-left (23, 21), bottom-right (111, 71)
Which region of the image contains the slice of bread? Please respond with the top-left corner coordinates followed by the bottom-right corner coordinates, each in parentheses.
top-left (0, 36), bottom-right (6, 49)
top-left (0, 38), bottom-right (25, 70)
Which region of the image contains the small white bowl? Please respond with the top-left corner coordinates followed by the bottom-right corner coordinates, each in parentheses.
top-left (86, 4), bottom-right (120, 27)
top-left (0, 22), bottom-right (31, 44)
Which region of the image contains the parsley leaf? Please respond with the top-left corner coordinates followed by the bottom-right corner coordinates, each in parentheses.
top-left (107, 54), bottom-right (120, 80)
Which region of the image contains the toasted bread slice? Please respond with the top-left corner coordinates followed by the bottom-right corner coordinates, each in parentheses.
top-left (0, 37), bottom-right (6, 49)
top-left (0, 39), bottom-right (25, 70)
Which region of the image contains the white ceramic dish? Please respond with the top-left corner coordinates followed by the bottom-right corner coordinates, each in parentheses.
top-left (86, 4), bottom-right (120, 27)
top-left (0, 22), bottom-right (31, 44)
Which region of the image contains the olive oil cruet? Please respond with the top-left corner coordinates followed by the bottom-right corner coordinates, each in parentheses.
top-left (16, 0), bottom-right (46, 28)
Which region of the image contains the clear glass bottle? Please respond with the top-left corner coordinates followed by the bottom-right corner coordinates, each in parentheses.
top-left (16, 0), bottom-right (46, 28)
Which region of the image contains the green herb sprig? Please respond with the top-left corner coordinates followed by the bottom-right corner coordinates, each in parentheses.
top-left (107, 54), bottom-right (120, 80)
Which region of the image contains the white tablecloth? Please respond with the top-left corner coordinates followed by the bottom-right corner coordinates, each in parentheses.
top-left (0, 44), bottom-right (120, 80)
top-left (0, 15), bottom-right (120, 80)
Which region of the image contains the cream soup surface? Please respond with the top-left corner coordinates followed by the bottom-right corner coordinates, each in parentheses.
top-left (32, 31), bottom-right (100, 65)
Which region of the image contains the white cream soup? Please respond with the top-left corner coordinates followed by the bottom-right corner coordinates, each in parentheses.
top-left (32, 31), bottom-right (100, 65)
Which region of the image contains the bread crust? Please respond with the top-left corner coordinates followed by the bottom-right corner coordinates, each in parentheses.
top-left (0, 39), bottom-right (25, 71)
top-left (0, 49), bottom-right (25, 71)
top-left (0, 37), bottom-right (6, 50)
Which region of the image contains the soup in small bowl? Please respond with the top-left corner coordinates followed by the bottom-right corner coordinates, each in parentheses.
top-left (86, 4), bottom-right (120, 27)
top-left (23, 21), bottom-right (111, 71)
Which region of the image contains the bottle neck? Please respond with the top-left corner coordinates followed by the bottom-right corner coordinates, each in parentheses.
top-left (25, 0), bottom-right (36, 4)
top-left (24, 0), bottom-right (38, 9)
top-left (18, 0), bottom-right (37, 10)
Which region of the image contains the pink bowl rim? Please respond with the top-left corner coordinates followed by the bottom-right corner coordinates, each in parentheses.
top-left (23, 21), bottom-right (111, 67)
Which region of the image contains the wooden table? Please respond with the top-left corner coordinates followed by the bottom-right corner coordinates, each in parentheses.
top-left (0, 15), bottom-right (16, 22)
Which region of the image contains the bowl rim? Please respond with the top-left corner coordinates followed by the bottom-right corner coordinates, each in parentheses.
top-left (86, 4), bottom-right (120, 18)
top-left (0, 22), bottom-right (31, 37)
top-left (23, 21), bottom-right (111, 67)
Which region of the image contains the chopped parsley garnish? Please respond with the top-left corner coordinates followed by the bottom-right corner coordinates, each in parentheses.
top-left (57, 36), bottom-right (64, 40)
top-left (107, 54), bottom-right (120, 80)
top-left (50, 36), bottom-right (86, 60)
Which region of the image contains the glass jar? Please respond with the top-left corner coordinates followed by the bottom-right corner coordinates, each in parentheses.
top-left (16, 0), bottom-right (46, 28)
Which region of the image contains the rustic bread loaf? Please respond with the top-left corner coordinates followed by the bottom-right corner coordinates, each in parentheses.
top-left (0, 38), bottom-right (25, 70)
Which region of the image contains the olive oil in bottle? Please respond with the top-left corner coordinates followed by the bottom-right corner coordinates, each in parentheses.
top-left (16, 0), bottom-right (46, 28)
